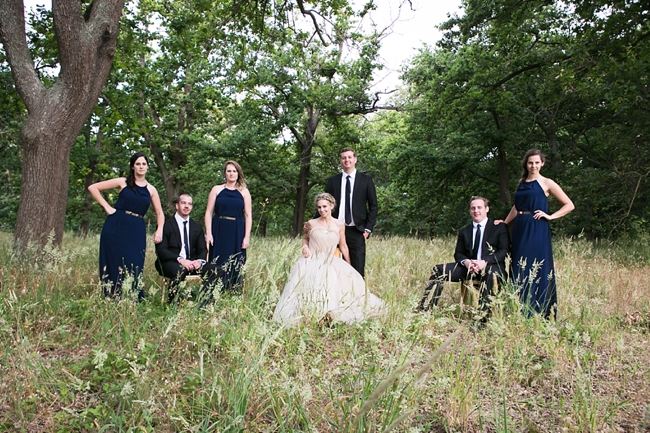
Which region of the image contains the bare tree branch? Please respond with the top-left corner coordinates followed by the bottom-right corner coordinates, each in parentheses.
top-left (485, 55), bottom-right (572, 90)
top-left (296, 0), bottom-right (328, 46)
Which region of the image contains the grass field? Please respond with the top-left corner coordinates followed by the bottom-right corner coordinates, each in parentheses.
top-left (0, 232), bottom-right (649, 432)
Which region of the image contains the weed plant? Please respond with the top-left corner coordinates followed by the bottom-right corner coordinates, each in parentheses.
top-left (0, 232), bottom-right (648, 432)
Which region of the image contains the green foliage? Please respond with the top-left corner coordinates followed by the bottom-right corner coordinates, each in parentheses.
top-left (3, 0), bottom-right (649, 240)
top-left (24, 4), bottom-right (58, 82)
top-left (399, 0), bottom-right (650, 237)
top-left (0, 52), bottom-right (25, 231)
top-left (211, 0), bottom-right (384, 234)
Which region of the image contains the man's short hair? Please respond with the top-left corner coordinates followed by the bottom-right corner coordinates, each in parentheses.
top-left (174, 193), bottom-right (192, 204)
top-left (469, 196), bottom-right (489, 207)
top-left (339, 147), bottom-right (356, 157)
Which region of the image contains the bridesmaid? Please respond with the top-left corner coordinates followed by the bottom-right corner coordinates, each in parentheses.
top-left (498, 149), bottom-right (574, 318)
top-left (88, 152), bottom-right (165, 300)
top-left (204, 160), bottom-right (252, 292)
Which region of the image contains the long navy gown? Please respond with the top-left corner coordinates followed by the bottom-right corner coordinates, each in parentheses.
top-left (99, 185), bottom-right (151, 299)
top-left (511, 179), bottom-right (557, 318)
top-left (209, 188), bottom-right (246, 291)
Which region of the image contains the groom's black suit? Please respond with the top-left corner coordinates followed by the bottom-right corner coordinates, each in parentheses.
top-left (155, 216), bottom-right (222, 303)
top-left (418, 218), bottom-right (509, 312)
top-left (325, 171), bottom-right (378, 277)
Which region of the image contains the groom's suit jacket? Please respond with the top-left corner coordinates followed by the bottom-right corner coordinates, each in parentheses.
top-left (453, 219), bottom-right (509, 269)
top-left (324, 171), bottom-right (378, 233)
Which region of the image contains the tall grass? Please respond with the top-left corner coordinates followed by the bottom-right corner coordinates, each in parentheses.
top-left (0, 232), bottom-right (649, 432)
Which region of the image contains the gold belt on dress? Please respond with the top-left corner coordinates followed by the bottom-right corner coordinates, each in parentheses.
top-left (219, 216), bottom-right (236, 221)
top-left (518, 211), bottom-right (531, 215)
top-left (125, 210), bottom-right (144, 218)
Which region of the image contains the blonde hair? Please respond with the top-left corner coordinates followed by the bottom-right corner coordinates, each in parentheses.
top-left (314, 192), bottom-right (336, 207)
top-left (469, 196), bottom-right (489, 207)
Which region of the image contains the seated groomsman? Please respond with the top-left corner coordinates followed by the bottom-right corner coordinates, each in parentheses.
top-left (155, 193), bottom-right (223, 304)
top-left (418, 196), bottom-right (509, 318)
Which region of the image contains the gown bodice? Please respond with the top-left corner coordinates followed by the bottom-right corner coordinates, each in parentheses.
top-left (308, 219), bottom-right (340, 256)
top-left (214, 188), bottom-right (244, 217)
top-left (114, 185), bottom-right (151, 215)
top-left (514, 179), bottom-right (548, 213)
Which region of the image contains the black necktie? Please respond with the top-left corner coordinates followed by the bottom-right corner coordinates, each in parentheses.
top-left (472, 224), bottom-right (481, 259)
top-left (183, 220), bottom-right (190, 259)
top-left (345, 175), bottom-right (352, 225)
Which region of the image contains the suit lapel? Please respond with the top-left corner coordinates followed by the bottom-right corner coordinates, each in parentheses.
top-left (171, 219), bottom-right (181, 244)
top-left (483, 219), bottom-right (492, 244)
top-left (333, 174), bottom-right (342, 202)
top-left (188, 219), bottom-right (198, 243)
top-left (351, 172), bottom-right (363, 206)
top-left (481, 219), bottom-right (493, 252)
top-left (459, 224), bottom-right (472, 254)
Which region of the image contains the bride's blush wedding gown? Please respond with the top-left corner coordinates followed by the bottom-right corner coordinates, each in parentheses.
top-left (273, 219), bottom-right (385, 328)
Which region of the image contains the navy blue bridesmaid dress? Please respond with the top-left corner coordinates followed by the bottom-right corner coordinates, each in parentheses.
top-left (208, 188), bottom-right (246, 291)
top-left (98, 185), bottom-right (151, 299)
top-left (511, 179), bottom-right (557, 318)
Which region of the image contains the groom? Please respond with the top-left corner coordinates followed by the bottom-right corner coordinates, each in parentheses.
top-left (324, 147), bottom-right (378, 277)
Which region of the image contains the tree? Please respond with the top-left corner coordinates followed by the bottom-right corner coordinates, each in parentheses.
top-left (220, 0), bottom-right (392, 236)
top-left (0, 0), bottom-right (124, 252)
top-left (98, 0), bottom-right (234, 214)
top-left (400, 0), bottom-right (650, 237)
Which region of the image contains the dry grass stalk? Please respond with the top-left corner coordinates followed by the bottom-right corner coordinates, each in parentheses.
top-left (352, 327), bottom-right (461, 427)
top-left (1, 233), bottom-right (649, 431)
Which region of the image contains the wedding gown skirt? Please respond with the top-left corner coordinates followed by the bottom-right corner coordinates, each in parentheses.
top-left (273, 222), bottom-right (385, 328)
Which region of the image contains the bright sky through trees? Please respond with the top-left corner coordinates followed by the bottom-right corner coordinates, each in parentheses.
top-left (369, 0), bottom-right (463, 94)
top-left (22, 0), bottom-right (462, 92)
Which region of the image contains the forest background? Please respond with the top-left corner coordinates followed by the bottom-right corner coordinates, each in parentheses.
top-left (1, 0), bottom-right (649, 249)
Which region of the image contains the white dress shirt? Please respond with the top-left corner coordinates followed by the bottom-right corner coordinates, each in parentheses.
top-left (473, 217), bottom-right (488, 260)
top-left (338, 169), bottom-right (357, 226)
top-left (174, 213), bottom-right (190, 260)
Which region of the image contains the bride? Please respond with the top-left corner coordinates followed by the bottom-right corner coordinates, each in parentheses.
top-left (273, 193), bottom-right (385, 328)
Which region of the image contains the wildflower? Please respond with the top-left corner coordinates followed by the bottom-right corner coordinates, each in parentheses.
top-left (120, 381), bottom-right (134, 397)
top-left (92, 348), bottom-right (108, 370)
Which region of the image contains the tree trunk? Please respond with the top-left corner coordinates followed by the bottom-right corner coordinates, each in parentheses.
top-left (80, 122), bottom-right (103, 235)
top-left (14, 118), bottom-right (76, 250)
top-left (540, 110), bottom-right (561, 169)
top-left (148, 140), bottom-right (179, 214)
top-left (0, 0), bottom-right (124, 253)
top-left (15, 92), bottom-right (106, 249)
top-left (142, 82), bottom-right (194, 214)
top-left (258, 215), bottom-right (267, 237)
top-left (290, 107), bottom-right (320, 236)
top-left (291, 156), bottom-right (311, 237)
top-left (490, 111), bottom-right (512, 204)
top-left (497, 143), bottom-right (511, 204)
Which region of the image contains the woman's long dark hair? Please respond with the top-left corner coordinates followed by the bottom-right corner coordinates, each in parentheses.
top-left (519, 148), bottom-right (546, 186)
top-left (126, 152), bottom-right (148, 192)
